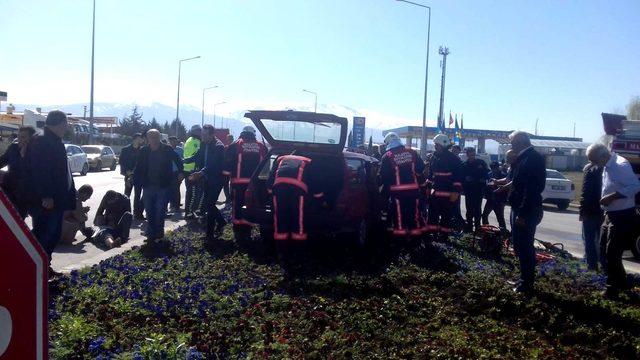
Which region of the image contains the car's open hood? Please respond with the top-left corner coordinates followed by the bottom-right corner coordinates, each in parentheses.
top-left (245, 110), bottom-right (347, 153)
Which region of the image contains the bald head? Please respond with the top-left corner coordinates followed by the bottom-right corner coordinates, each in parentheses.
top-left (146, 129), bottom-right (161, 149)
top-left (509, 131), bottom-right (531, 153)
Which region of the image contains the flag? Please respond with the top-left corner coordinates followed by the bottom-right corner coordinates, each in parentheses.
top-left (454, 116), bottom-right (460, 143)
top-left (449, 111), bottom-right (454, 127)
top-left (368, 135), bottom-right (373, 153)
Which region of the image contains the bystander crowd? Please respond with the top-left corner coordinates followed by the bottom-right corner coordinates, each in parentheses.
top-left (119, 133), bottom-right (145, 220)
top-left (0, 125), bottom-right (36, 218)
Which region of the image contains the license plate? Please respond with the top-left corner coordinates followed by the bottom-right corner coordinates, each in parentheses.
top-left (552, 185), bottom-right (565, 191)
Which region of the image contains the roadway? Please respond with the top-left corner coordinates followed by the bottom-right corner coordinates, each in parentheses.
top-left (46, 167), bottom-right (639, 274)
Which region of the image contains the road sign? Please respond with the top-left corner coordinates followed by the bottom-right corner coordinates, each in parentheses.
top-left (352, 117), bottom-right (366, 147)
top-left (0, 91), bottom-right (7, 101)
top-left (0, 190), bottom-right (48, 360)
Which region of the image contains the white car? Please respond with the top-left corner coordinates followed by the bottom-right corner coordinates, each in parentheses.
top-left (64, 144), bottom-right (89, 176)
top-left (542, 169), bottom-right (575, 210)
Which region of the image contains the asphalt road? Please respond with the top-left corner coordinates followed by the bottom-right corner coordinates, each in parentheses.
top-left (46, 168), bottom-right (639, 274)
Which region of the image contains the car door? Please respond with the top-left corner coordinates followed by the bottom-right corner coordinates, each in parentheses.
top-left (65, 146), bottom-right (76, 173)
top-left (105, 147), bottom-right (115, 167)
top-left (72, 146), bottom-right (82, 173)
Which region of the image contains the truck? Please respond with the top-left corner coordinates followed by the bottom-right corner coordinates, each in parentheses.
top-left (601, 113), bottom-right (640, 259)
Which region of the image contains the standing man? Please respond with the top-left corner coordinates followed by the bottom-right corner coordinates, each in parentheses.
top-left (119, 133), bottom-right (144, 220)
top-left (185, 125), bottom-right (227, 243)
top-left (425, 134), bottom-right (463, 241)
top-left (28, 110), bottom-right (77, 264)
top-left (482, 161), bottom-right (508, 230)
top-left (587, 143), bottom-right (640, 298)
top-left (223, 126), bottom-right (267, 232)
top-left (379, 132), bottom-right (426, 239)
top-left (579, 159), bottom-right (604, 272)
top-left (460, 147), bottom-right (489, 232)
top-left (168, 136), bottom-right (184, 213)
top-left (507, 131), bottom-right (546, 294)
top-left (183, 125), bottom-right (202, 219)
top-left (0, 125), bottom-right (36, 218)
top-left (133, 129), bottom-right (183, 243)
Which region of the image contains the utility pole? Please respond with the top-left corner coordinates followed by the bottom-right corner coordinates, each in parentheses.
top-left (89, 0), bottom-right (96, 144)
top-left (436, 46), bottom-right (450, 133)
top-left (535, 118), bottom-right (538, 136)
top-left (83, 105), bottom-right (87, 119)
top-left (573, 122), bottom-right (576, 138)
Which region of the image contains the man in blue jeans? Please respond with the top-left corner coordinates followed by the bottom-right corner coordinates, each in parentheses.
top-left (27, 110), bottom-right (77, 274)
top-left (507, 131), bottom-right (546, 294)
top-left (579, 162), bottom-right (604, 271)
top-left (134, 129), bottom-right (183, 243)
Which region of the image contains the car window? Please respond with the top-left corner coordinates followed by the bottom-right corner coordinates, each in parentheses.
top-left (105, 147), bottom-right (114, 155)
top-left (66, 146), bottom-right (74, 156)
top-left (261, 119), bottom-right (342, 145)
top-left (258, 155), bottom-right (278, 180)
top-left (546, 170), bottom-right (566, 179)
top-left (346, 158), bottom-right (364, 171)
top-left (82, 146), bottom-right (101, 154)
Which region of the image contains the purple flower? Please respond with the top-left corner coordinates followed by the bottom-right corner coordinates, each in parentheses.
top-left (88, 336), bottom-right (105, 353)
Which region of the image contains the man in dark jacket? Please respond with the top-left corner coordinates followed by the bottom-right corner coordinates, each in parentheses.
top-left (28, 110), bottom-right (77, 262)
top-left (0, 126), bottom-right (35, 218)
top-left (482, 161), bottom-right (508, 230)
top-left (93, 190), bottom-right (133, 248)
top-left (507, 131), bottom-right (546, 294)
top-left (185, 125), bottom-right (226, 243)
top-left (119, 133), bottom-right (144, 219)
top-left (134, 129), bottom-right (183, 242)
top-left (460, 147), bottom-right (489, 232)
top-left (579, 162), bottom-right (604, 271)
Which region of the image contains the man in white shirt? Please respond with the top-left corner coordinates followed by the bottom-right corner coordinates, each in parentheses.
top-left (587, 143), bottom-right (640, 297)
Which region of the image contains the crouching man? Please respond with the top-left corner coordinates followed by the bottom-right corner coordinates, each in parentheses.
top-left (60, 185), bottom-right (95, 244)
top-left (93, 190), bottom-right (133, 248)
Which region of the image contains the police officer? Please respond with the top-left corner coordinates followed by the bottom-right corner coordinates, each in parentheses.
top-left (183, 125), bottom-right (202, 219)
top-left (460, 147), bottom-right (489, 232)
top-left (425, 134), bottom-right (463, 240)
top-left (379, 132), bottom-right (426, 239)
top-left (223, 126), bottom-right (267, 234)
top-left (266, 153), bottom-right (323, 261)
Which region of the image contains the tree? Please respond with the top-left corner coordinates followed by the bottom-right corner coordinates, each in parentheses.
top-left (170, 118), bottom-right (187, 140)
top-left (627, 96), bottom-right (640, 120)
top-left (119, 106), bottom-right (148, 137)
top-left (148, 117), bottom-right (161, 131)
top-left (162, 121), bottom-right (171, 135)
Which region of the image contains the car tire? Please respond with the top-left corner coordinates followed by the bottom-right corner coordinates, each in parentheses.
top-left (110, 161), bottom-right (117, 171)
top-left (557, 201), bottom-right (570, 211)
top-left (80, 163), bottom-right (89, 176)
top-left (94, 160), bottom-right (102, 172)
top-left (632, 234), bottom-right (640, 261)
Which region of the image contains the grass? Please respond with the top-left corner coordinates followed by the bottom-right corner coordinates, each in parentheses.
top-left (48, 218), bottom-right (640, 359)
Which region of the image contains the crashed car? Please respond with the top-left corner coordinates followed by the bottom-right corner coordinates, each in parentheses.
top-left (242, 110), bottom-right (382, 246)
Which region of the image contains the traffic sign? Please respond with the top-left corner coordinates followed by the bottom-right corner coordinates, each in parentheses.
top-left (0, 190), bottom-right (48, 360)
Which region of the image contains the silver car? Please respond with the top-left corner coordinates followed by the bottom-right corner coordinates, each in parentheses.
top-left (64, 144), bottom-right (89, 176)
top-left (81, 145), bottom-right (117, 171)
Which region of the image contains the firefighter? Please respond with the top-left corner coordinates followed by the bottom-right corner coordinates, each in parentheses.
top-left (266, 153), bottom-right (323, 258)
top-left (223, 126), bottom-right (267, 232)
top-left (379, 132), bottom-right (426, 239)
top-left (460, 147), bottom-right (489, 232)
top-left (425, 134), bottom-right (463, 240)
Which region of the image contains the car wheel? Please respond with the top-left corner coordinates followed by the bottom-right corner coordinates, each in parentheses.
top-left (80, 163), bottom-right (89, 176)
top-left (557, 201), bottom-right (570, 211)
top-left (94, 160), bottom-right (102, 171)
top-left (632, 234), bottom-right (640, 261)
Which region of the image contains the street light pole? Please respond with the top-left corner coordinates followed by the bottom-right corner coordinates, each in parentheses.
top-left (89, 0), bottom-right (96, 144)
top-left (201, 85), bottom-right (218, 127)
top-left (213, 101), bottom-right (226, 128)
top-left (437, 46), bottom-right (450, 134)
top-left (302, 89), bottom-right (317, 112)
top-left (175, 55), bottom-right (201, 133)
top-left (396, 0), bottom-right (431, 158)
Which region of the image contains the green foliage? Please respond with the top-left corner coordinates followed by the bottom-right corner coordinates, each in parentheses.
top-left (169, 118), bottom-right (187, 140)
top-left (148, 117), bottom-right (161, 131)
top-left (628, 96), bottom-right (640, 120)
top-left (119, 106), bottom-right (148, 138)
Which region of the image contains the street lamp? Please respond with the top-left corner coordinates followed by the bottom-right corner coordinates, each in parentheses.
top-left (175, 55), bottom-right (201, 133)
top-left (302, 89), bottom-right (318, 112)
top-left (88, 0), bottom-right (96, 144)
top-left (213, 101), bottom-right (226, 128)
top-left (201, 85), bottom-right (218, 126)
top-left (396, 0), bottom-right (431, 158)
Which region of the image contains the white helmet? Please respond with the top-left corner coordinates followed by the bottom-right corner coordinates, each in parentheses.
top-left (433, 134), bottom-right (451, 148)
top-left (384, 132), bottom-right (401, 145)
top-left (242, 125), bottom-right (256, 134)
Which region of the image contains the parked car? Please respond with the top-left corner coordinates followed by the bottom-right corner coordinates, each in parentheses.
top-left (242, 110), bottom-right (382, 247)
top-left (81, 145), bottom-right (117, 171)
top-left (64, 144), bottom-right (89, 176)
top-left (542, 169), bottom-right (575, 210)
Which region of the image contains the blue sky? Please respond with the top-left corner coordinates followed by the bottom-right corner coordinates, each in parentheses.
top-left (1, 0), bottom-right (638, 142)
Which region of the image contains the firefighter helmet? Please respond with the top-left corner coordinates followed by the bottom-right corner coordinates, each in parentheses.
top-left (242, 125), bottom-right (256, 134)
top-left (384, 132), bottom-right (400, 145)
top-left (433, 134), bottom-right (451, 148)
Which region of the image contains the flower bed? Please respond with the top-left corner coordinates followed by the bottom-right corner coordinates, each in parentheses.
top-left (49, 225), bottom-right (640, 359)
